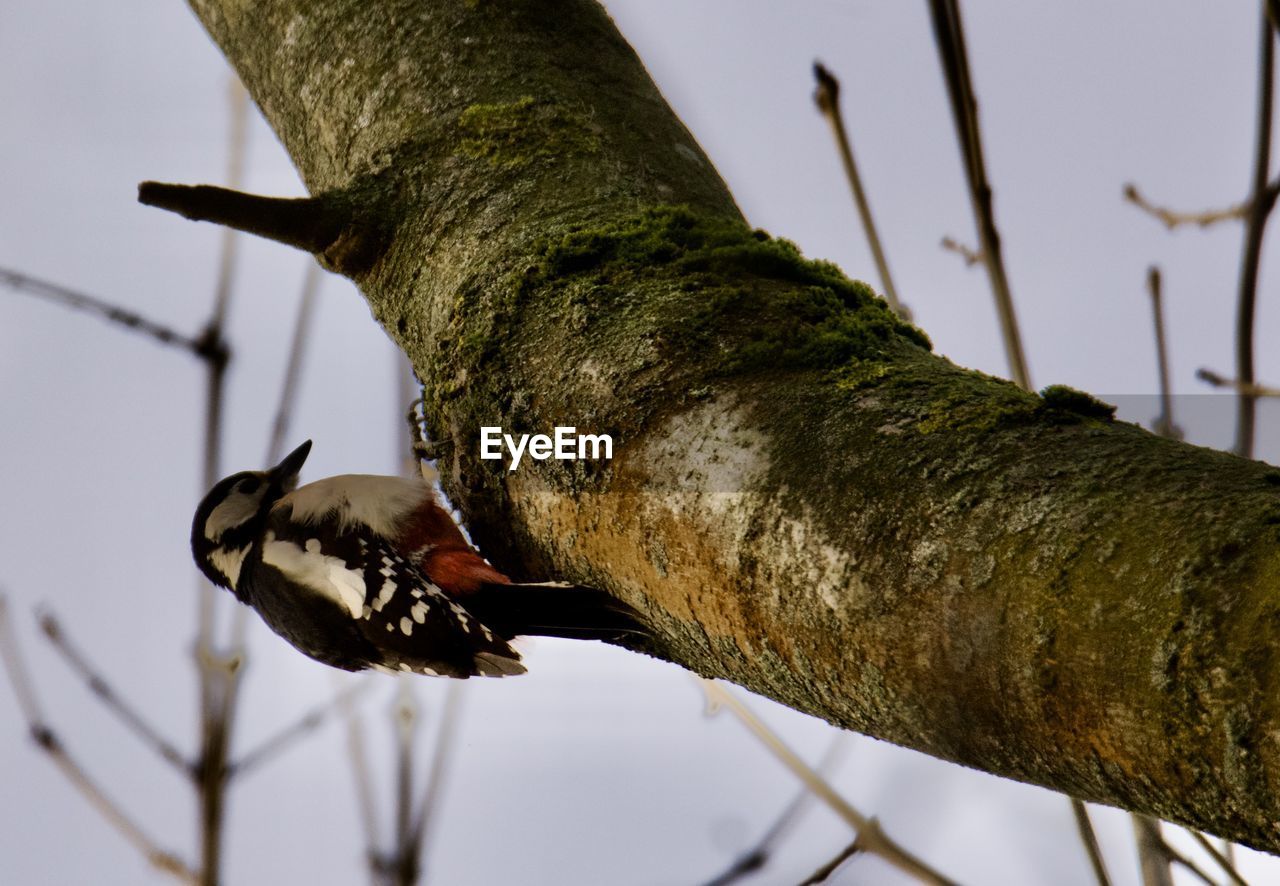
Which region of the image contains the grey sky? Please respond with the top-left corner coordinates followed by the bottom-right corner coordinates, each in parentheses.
top-left (1, 2), bottom-right (1276, 884)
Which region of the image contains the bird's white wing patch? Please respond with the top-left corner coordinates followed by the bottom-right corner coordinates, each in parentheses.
top-left (262, 532), bottom-right (366, 618)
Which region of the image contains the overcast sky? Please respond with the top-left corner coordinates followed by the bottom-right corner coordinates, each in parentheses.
top-left (1, 2), bottom-right (1278, 885)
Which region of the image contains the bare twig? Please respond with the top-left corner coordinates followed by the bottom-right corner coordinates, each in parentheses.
top-left (927, 0), bottom-right (1031, 391)
top-left (1122, 183), bottom-right (1251, 230)
top-left (228, 259), bottom-right (325, 649)
top-left (812, 62), bottom-right (910, 321)
top-left (1132, 816), bottom-right (1175, 886)
top-left (387, 680), bottom-right (421, 885)
top-left (193, 75), bottom-right (251, 886)
top-left (699, 680), bottom-right (955, 886)
top-left (37, 610), bottom-right (189, 773)
top-left (231, 677), bottom-right (373, 777)
top-left (408, 682), bottom-right (465, 879)
top-left (265, 262), bottom-right (323, 466)
top-left (0, 266), bottom-right (206, 354)
top-left (940, 236), bottom-right (983, 267)
top-left (335, 673), bottom-right (382, 865)
top-left (1186, 829), bottom-right (1249, 886)
top-left (798, 838), bottom-right (862, 886)
top-left (1070, 800), bottom-right (1112, 886)
top-left (0, 597), bottom-right (198, 884)
top-left (1196, 367), bottom-right (1280, 398)
top-left (1234, 3), bottom-right (1278, 459)
top-left (701, 735), bottom-right (850, 886)
top-left (1145, 268), bottom-right (1183, 440)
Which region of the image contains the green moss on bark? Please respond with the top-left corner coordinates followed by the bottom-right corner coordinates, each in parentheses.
top-left (457, 96), bottom-right (602, 169)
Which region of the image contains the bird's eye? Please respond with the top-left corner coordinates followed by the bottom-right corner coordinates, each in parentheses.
top-left (238, 477), bottom-right (261, 495)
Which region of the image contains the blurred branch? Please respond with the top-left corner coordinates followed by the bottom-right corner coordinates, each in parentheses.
top-left (0, 266), bottom-right (206, 355)
top-left (812, 62), bottom-right (911, 321)
top-left (798, 838), bottom-right (861, 886)
top-left (265, 262), bottom-right (323, 466)
top-left (335, 673), bottom-right (383, 869)
top-left (408, 681), bottom-right (465, 880)
top-left (1145, 268), bottom-right (1184, 440)
top-left (1234, 3), bottom-right (1278, 459)
top-left (940, 236), bottom-right (982, 267)
top-left (231, 677), bottom-right (373, 778)
top-left (1196, 368), bottom-right (1280, 398)
top-left (193, 75), bottom-right (250, 886)
top-left (0, 596), bottom-right (198, 884)
top-left (229, 258), bottom-right (324, 649)
top-left (1186, 829), bottom-right (1249, 886)
top-left (1071, 800), bottom-right (1112, 886)
top-left (699, 680), bottom-right (954, 886)
top-left (701, 735), bottom-right (850, 886)
top-left (37, 610), bottom-right (189, 774)
top-left (1122, 183), bottom-right (1251, 230)
top-left (927, 0), bottom-right (1031, 390)
top-left (1132, 816), bottom-right (1174, 886)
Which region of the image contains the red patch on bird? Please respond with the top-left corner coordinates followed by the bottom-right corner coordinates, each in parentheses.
top-left (397, 498), bottom-right (509, 595)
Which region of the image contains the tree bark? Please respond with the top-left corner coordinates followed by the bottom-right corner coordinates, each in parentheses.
top-left (177, 0), bottom-right (1280, 853)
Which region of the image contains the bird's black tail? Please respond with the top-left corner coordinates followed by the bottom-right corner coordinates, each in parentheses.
top-left (462, 582), bottom-right (650, 643)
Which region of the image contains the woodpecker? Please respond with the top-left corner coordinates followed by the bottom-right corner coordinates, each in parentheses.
top-left (191, 440), bottom-right (647, 677)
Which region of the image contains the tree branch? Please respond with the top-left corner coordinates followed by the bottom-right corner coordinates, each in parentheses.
top-left (0, 266), bottom-right (206, 355)
top-left (38, 610), bottom-right (190, 774)
top-left (927, 0), bottom-right (1031, 389)
top-left (1122, 183), bottom-right (1251, 230)
top-left (168, 0), bottom-right (1280, 852)
top-left (0, 597), bottom-right (197, 884)
top-left (1234, 3), bottom-right (1277, 458)
top-left (812, 62), bottom-right (910, 321)
top-left (701, 681), bottom-right (954, 886)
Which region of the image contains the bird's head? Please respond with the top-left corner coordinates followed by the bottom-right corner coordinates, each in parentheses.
top-left (191, 440), bottom-right (312, 594)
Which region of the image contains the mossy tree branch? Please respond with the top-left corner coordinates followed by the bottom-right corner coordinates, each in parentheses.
top-left (159, 0), bottom-right (1280, 854)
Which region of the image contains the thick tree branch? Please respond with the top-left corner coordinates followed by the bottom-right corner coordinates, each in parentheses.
top-left (171, 0), bottom-right (1280, 853)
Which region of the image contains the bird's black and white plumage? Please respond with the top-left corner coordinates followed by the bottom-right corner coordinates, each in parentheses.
top-left (191, 440), bottom-right (647, 678)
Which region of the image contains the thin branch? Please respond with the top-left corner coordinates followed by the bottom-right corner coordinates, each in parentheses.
top-left (1145, 267), bottom-right (1183, 440)
top-left (701, 735), bottom-right (850, 886)
top-left (940, 236), bottom-right (982, 267)
top-left (231, 677), bottom-right (373, 778)
top-left (389, 679), bottom-right (420, 885)
top-left (1235, 2), bottom-right (1278, 459)
top-left (0, 266), bottom-right (207, 355)
top-left (1186, 829), bottom-right (1249, 886)
top-left (335, 673), bottom-right (382, 865)
top-left (927, 0), bottom-right (1031, 390)
top-left (1070, 800), bottom-right (1112, 886)
top-left (798, 838), bottom-right (862, 886)
top-left (37, 610), bottom-right (190, 774)
top-left (1132, 816), bottom-right (1175, 886)
top-left (193, 75), bottom-right (251, 886)
top-left (812, 62), bottom-right (911, 321)
top-left (1122, 183), bottom-right (1251, 230)
top-left (699, 680), bottom-right (955, 886)
top-left (0, 597), bottom-right (198, 884)
top-left (1196, 367), bottom-right (1280, 398)
top-left (266, 262), bottom-right (323, 466)
top-left (229, 259), bottom-right (324, 649)
top-left (408, 681), bottom-right (465, 878)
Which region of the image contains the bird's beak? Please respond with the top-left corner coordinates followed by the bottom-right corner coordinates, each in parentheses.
top-left (270, 440), bottom-right (312, 490)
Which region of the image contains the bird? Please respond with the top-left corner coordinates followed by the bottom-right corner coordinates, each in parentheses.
top-left (190, 440), bottom-right (648, 677)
